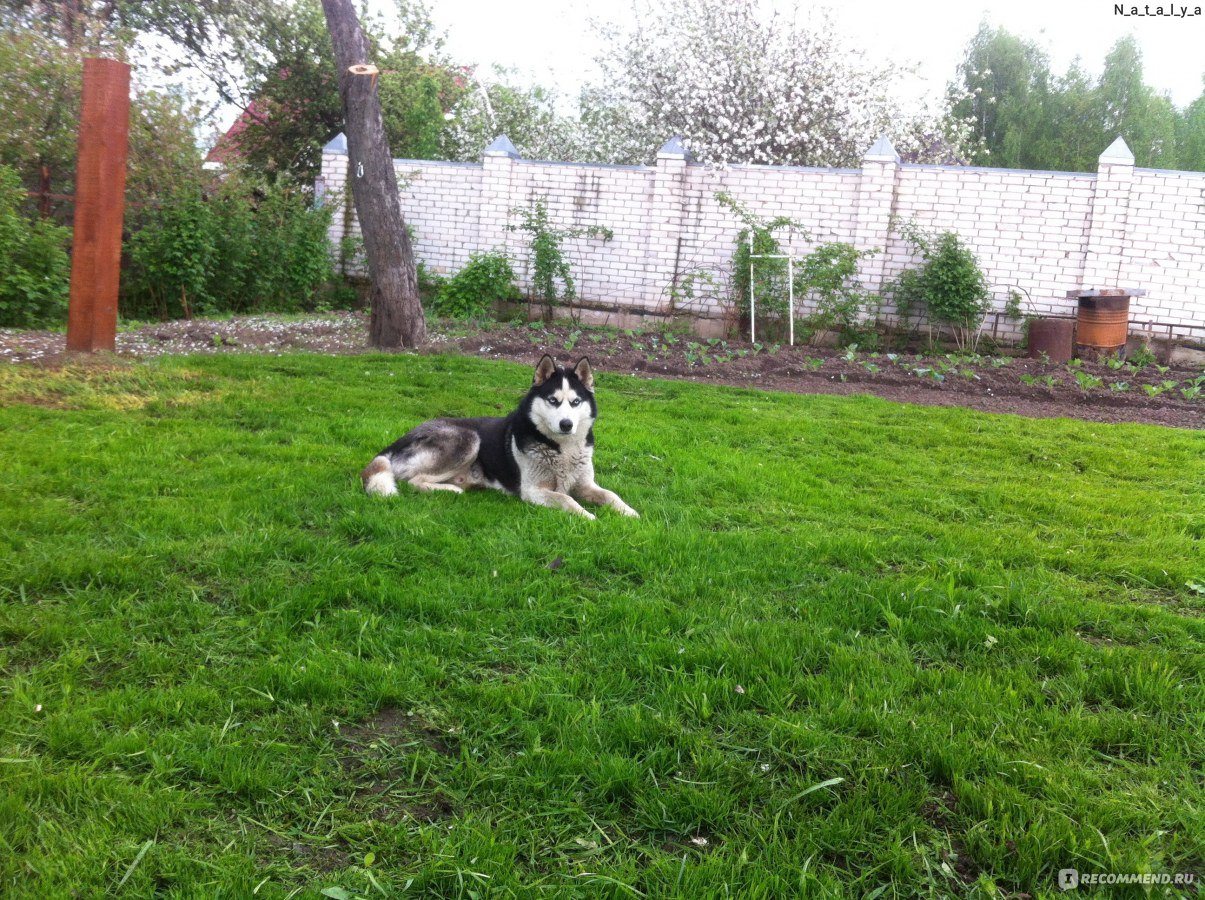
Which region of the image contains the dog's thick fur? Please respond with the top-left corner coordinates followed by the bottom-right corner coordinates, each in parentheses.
top-left (361, 355), bottom-right (638, 520)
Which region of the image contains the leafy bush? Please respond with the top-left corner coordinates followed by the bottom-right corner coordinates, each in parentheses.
top-left (238, 182), bottom-right (336, 310)
top-left (890, 223), bottom-right (991, 351)
top-left (506, 197), bottom-right (611, 320)
top-left (731, 224), bottom-right (792, 322)
top-left (416, 260), bottom-right (444, 303)
top-left (720, 195), bottom-right (881, 346)
top-left (431, 251), bottom-right (520, 319)
top-left (794, 241), bottom-right (880, 346)
top-left (123, 175), bottom-right (334, 320)
top-left (0, 165), bottom-right (71, 327)
top-left (125, 188), bottom-right (217, 319)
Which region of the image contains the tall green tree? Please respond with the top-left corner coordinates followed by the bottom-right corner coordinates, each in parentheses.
top-left (1096, 36), bottom-right (1177, 167)
top-left (0, 12), bottom-right (202, 218)
top-left (3, 0), bottom-right (460, 183)
top-left (1033, 61), bottom-right (1103, 172)
top-left (1175, 79), bottom-right (1205, 171)
top-left (226, 0), bottom-right (461, 182)
top-left (1, 0), bottom-right (273, 107)
top-left (950, 23), bottom-right (1053, 168)
top-left (949, 27), bottom-right (1201, 172)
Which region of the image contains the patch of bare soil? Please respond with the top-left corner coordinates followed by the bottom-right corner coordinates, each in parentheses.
top-left (338, 705), bottom-right (458, 760)
top-left (337, 705), bottom-right (457, 825)
top-left (452, 322), bottom-right (1204, 430)
top-left (3, 314), bottom-right (1201, 429)
top-left (0, 313), bottom-right (368, 365)
top-left (919, 790), bottom-right (986, 890)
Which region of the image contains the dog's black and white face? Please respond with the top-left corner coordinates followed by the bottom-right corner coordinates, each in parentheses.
top-left (526, 355), bottom-right (597, 441)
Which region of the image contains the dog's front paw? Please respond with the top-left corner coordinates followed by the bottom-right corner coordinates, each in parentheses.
top-left (581, 509), bottom-right (598, 521)
top-left (619, 505), bottom-right (640, 518)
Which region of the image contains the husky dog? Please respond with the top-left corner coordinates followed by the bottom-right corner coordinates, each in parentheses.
top-left (361, 355), bottom-right (638, 520)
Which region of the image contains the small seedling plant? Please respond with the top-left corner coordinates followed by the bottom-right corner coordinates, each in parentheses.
top-left (1020, 373), bottom-right (1060, 388)
top-left (1143, 380), bottom-right (1179, 397)
top-left (1073, 371), bottom-right (1104, 391)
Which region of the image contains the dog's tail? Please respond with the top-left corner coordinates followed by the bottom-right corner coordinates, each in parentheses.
top-left (361, 455), bottom-right (398, 496)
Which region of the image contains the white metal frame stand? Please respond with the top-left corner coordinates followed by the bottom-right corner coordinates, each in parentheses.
top-left (748, 233), bottom-right (796, 346)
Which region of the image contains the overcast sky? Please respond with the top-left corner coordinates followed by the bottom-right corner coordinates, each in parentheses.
top-left (410, 0), bottom-right (1204, 110)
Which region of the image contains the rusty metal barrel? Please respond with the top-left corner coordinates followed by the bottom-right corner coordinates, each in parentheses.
top-left (1027, 318), bottom-right (1075, 362)
top-left (1076, 295), bottom-right (1130, 352)
top-left (1067, 289), bottom-right (1142, 357)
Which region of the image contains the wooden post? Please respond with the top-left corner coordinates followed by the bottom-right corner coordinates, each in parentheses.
top-left (66, 58), bottom-right (130, 353)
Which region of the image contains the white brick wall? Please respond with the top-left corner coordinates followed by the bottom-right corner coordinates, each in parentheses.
top-left (320, 136), bottom-right (1205, 342)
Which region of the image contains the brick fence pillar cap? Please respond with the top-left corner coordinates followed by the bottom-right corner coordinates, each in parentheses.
top-left (1099, 135), bottom-right (1135, 165)
top-left (657, 136), bottom-right (694, 161)
top-left (323, 132), bottom-right (348, 155)
top-left (863, 135), bottom-right (900, 163)
top-left (484, 135), bottom-right (521, 159)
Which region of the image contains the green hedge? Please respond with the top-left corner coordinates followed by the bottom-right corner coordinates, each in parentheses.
top-left (122, 175), bottom-right (335, 320)
top-left (0, 165), bottom-right (71, 328)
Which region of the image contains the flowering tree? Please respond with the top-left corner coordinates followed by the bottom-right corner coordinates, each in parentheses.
top-left (589, 0), bottom-right (977, 167)
top-left (440, 72), bottom-right (664, 165)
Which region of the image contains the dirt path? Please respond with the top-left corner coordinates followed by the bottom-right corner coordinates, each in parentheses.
top-left (3, 313), bottom-right (1201, 429)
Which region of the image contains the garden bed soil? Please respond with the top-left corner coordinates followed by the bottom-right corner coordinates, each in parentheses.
top-left (2, 313), bottom-right (1201, 430)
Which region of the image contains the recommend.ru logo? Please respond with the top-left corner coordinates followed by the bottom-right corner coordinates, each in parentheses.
top-left (1059, 868), bottom-right (1197, 890)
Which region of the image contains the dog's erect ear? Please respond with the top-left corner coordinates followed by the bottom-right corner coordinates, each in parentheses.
top-left (573, 357), bottom-right (594, 392)
top-left (533, 354), bottom-right (557, 386)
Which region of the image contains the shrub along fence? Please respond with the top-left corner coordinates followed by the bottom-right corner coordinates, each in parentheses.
top-left (0, 164), bottom-right (71, 328)
top-left (122, 175), bottom-right (335, 321)
top-left (320, 134), bottom-right (1205, 344)
top-left (0, 165), bottom-right (336, 328)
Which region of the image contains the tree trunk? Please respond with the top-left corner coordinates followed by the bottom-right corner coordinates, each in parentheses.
top-left (320, 0), bottom-right (426, 348)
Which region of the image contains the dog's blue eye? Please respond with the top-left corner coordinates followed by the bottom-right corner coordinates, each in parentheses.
top-left (548, 398), bottom-right (560, 407)
top-left (570, 399), bottom-right (581, 407)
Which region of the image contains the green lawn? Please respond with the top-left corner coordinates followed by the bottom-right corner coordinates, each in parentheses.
top-left (1, 353), bottom-right (1202, 898)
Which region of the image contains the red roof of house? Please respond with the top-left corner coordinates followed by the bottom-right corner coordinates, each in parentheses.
top-left (205, 100), bottom-right (270, 164)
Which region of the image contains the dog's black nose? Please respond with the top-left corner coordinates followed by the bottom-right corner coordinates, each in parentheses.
top-left (559, 419), bottom-right (573, 432)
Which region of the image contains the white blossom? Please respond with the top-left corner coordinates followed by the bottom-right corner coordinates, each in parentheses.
top-left (587, 0), bottom-right (968, 166)
top-left (438, 0), bottom-right (979, 166)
